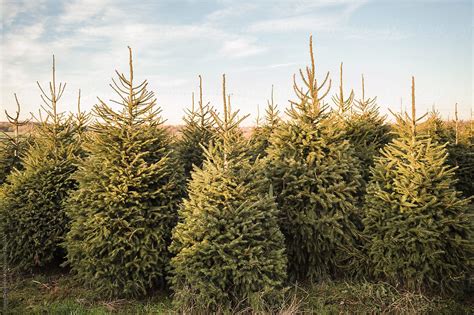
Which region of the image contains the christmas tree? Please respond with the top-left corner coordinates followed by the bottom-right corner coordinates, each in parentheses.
top-left (335, 71), bottom-right (391, 183)
top-left (176, 75), bottom-right (215, 179)
top-left (0, 94), bottom-right (30, 185)
top-left (64, 47), bottom-right (184, 298)
top-left (445, 103), bottom-right (474, 198)
top-left (170, 75), bottom-right (287, 312)
top-left (363, 77), bottom-right (472, 292)
top-left (420, 107), bottom-right (454, 144)
top-left (1, 56), bottom-right (83, 271)
top-left (263, 36), bottom-right (363, 281)
top-left (249, 86), bottom-right (281, 161)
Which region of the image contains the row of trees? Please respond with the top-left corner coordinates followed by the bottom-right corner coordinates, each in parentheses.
top-left (1, 38), bottom-right (472, 312)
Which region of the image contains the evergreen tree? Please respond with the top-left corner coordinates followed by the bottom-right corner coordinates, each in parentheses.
top-left (446, 104), bottom-right (474, 198)
top-left (176, 75), bottom-right (215, 179)
top-left (363, 77), bottom-right (472, 292)
top-left (420, 108), bottom-right (454, 144)
top-left (335, 71), bottom-right (391, 183)
top-left (419, 104), bottom-right (473, 197)
top-left (0, 94), bottom-right (30, 185)
top-left (170, 75), bottom-right (287, 312)
top-left (64, 47), bottom-right (184, 298)
top-left (0, 57), bottom-right (83, 270)
top-left (448, 141), bottom-right (474, 198)
top-left (249, 86), bottom-right (281, 161)
top-left (263, 37), bottom-right (363, 281)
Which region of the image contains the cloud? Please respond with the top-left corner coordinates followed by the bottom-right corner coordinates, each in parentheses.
top-left (1, 0), bottom-right (46, 28)
top-left (248, 0), bottom-right (367, 33)
top-left (219, 38), bottom-right (266, 58)
top-left (205, 3), bottom-right (257, 23)
top-left (59, 0), bottom-right (111, 25)
top-left (235, 62), bottom-right (298, 73)
top-left (248, 14), bottom-right (338, 33)
top-left (342, 27), bottom-right (410, 41)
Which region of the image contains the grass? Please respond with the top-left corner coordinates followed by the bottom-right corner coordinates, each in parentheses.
top-left (3, 270), bottom-right (473, 314)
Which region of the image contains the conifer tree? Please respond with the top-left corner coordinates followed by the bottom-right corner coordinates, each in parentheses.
top-left (420, 108), bottom-right (454, 144)
top-left (249, 86), bottom-right (281, 161)
top-left (64, 47), bottom-right (184, 298)
top-left (0, 95), bottom-right (30, 185)
top-left (263, 37), bottom-right (363, 281)
top-left (176, 75), bottom-right (215, 178)
top-left (363, 77), bottom-right (472, 292)
top-left (170, 75), bottom-right (287, 312)
top-left (337, 72), bottom-right (391, 183)
top-left (446, 103), bottom-right (474, 197)
top-left (0, 56), bottom-right (83, 270)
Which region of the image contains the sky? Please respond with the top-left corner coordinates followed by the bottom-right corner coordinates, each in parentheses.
top-left (1, 0), bottom-right (472, 125)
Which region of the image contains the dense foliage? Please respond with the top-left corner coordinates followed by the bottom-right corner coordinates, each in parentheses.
top-left (363, 79), bottom-right (473, 292)
top-left (0, 95), bottom-right (31, 185)
top-left (64, 48), bottom-right (184, 297)
top-left (339, 75), bottom-right (391, 183)
top-left (176, 76), bottom-right (215, 179)
top-left (263, 38), bottom-right (363, 281)
top-left (1, 59), bottom-right (86, 271)
top-left (249, 86), bottom-right (281, 161)
top-left (170, 76), bottom-right (287, 312)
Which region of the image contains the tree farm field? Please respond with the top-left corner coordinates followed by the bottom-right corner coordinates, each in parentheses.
top-left (1, 1), bottom-right (473, 314)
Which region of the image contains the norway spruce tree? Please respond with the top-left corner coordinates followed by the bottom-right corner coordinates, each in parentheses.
top-left (363, 77), bottom-right (472, 292)
top-left (421, 108), bottom-right (454, 144)
top-left (263, 37), bottom-right (363, 281)
top-left (0, 57), bottom-right (83, 270)
top-left (335, 70), bottom-right (391, 183)
top-left (176, 75), bottom-right (215, 179)
top-left (65, 48), bottom-right (184, 298)
top-left (446, 104), bottom-right (474, 197)
top-left (170, 75), bottom-right (287, 312)
top-left (249, 86), bottom-right (281, 161)
top-left (0, 94), bottom-right (30, 185)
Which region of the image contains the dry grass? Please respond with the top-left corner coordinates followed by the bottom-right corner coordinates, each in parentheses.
top-left (4, 270), bottom-right (472, 314)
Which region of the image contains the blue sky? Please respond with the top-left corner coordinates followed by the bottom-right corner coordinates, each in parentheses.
top-left (1, 0), bottom-right (472, 125)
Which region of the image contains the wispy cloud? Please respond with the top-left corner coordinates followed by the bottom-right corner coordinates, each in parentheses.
top-left (219, 38), bottom-right (266, 58)
top-left (248, 0), bottom-right (366, 33)
top-left (248, 14), bottom-right (338, 33)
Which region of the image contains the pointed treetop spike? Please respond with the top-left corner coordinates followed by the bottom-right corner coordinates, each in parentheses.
top-left (455, 102), bottom-right (459, 144)
top-left (256, 104), bottom-right (260, 127)
top-left (127, 46), bottom-right (134, 85)
top-left (198, 75), bottom-right (203, 109)
top-left (222, 74), bottom-right (228, 125)
top-left (309, 35), bottom-right (315, 78)
top-left (77, 89), bottom-right (81, 113)
top-left (411, 76), bottom-right (416, 136)
top-left (14, 93), bottom-right (21, 116)
top-left (339, 62), bottom-right (344, 103)
top-left (361, 74), bottom-right (365, 103)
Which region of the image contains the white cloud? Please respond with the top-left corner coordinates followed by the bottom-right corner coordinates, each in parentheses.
top-left (248, 0), bottom-right (366, 33)
top-left (58, 0), bottom-right (111, 25)
top-left (0, 0), bottom-right (46, 28)
top-left (248, 14), bottom-right (338, 33)
top-left (219, 38), bottom-right (266, 58)
top-left (205, 3), bottom-right (257, 22)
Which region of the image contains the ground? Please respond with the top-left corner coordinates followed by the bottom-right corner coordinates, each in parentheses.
top-left (4, 270), bottom-right (473, 314)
